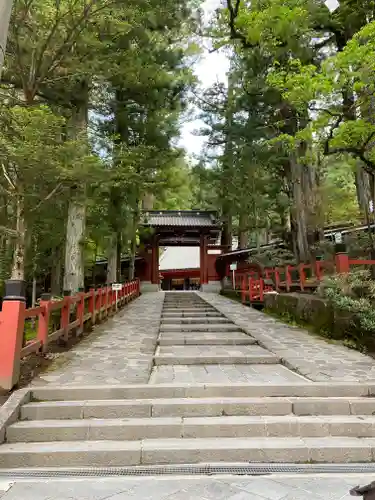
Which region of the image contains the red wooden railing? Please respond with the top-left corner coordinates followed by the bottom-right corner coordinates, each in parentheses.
top-left (0, 280), bottom-right (140, 390)
top-left (231, 252), bottom-right (375, 305)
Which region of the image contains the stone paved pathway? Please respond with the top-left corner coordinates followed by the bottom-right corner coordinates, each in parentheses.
top-left (0, 474), bottom-right (373, 499)
top-left (201, 292), bottom-right (375, 382)
top-left (6, 290), bottom-right (375, 498)
top-left (31, 293), bottom-right (164, 386)
top-left (29, 290), bottom-right (375, 386)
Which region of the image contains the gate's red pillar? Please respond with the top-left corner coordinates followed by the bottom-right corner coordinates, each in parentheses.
top-left (151, 236), bottom-right (159, 285)
top-left (200, 234), bottom-right (208, 285)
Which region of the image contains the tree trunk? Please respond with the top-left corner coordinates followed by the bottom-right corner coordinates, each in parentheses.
top-left (106, 232), bottom-right (117, 284)
top-left (128, 203), bottom-right (140, 281)
top-left (128, 236), bottom-right (137, 281)
top-left (290, 155), bottom-right (310, 262)
top-left (63, 81), bottom-right (88, 294)
top-left (63, 193), bottom-right (86, 293)
top-left (51, 247), bottom-right (62, 296)
top-left (220, 69), bottom-right (235, 250)
top-left (0, 0), bottom-right (13, 76)
top-left (116, 232), bottom-right (122, 280)
top-left (355, 163), bottom-right (371, 215)
top-left (11, 194), bottom-right (26, 280)
top-left (238, 212), bottom-right (248, 249)
top-left (31, 235), bottom-right (38, 307)
top-left (142, 193), bottom-right (154, 210)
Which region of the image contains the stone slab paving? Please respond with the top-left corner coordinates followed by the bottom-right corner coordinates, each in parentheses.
top-left (200, 292), bottom-right (375, 382)
top-left (149, 364), bottom-right (308, 384)
top-left (31, 293), bottom-right (165, 386)
top-left (0, 474), bottom-right (374, 499)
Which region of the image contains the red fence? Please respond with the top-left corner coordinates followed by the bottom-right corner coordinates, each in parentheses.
top-left (231, 252), bottom-right (375, 305)
top-left (0, 280), bottom-right (140, 391)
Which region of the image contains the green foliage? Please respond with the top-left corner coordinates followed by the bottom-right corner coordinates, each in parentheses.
top-left (193, 0), bottom-right (375, 262)
top-left (318, 271), bottom-right (375, 336)
top-left (0, 0), bottom-right (202, 291)
top-left (320, 157), bottom-right (360, 225)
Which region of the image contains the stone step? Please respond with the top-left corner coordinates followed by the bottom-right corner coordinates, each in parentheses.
top-left (29, 383), bottom-right (374, 402)
top-left (22, 396), bottom-right (375, 420)
top-left (160, 324), bottom-right (242, 332)
top-left (1, 437), bottom-right (375, 467)
top-left (9, 414), bottom-right (375, 443)
top-left (158, 334), bottom-right (257, 346)
top-left (154, 345), bottom-right (279, 365)
top-left (162, 312), bottom-right (222, 318)
top-left (163, 303), bottom-right (214, 306)
top-left (161, 317), bottom-right (231, 325)
top-left (162, 307), bottom-right (216, 312)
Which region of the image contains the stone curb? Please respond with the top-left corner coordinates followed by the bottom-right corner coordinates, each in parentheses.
top-left (0, 389), bottom-right (31, 443)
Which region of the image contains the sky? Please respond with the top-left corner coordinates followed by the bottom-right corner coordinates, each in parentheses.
top-left (178, 0), bottom-right (229, 157)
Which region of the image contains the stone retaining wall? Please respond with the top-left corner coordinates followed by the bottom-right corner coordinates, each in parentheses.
top-left (264, 292), bottom-right (375, 352)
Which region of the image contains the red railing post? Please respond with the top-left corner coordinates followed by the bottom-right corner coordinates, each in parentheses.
top-left (315, 261), bottom-right (322, 281)
top-left (110, 287), bottom-right (114, 312)
top-left (76, 289), bottom-right (85, 335)
top-left (0, 280), bottom-right (26, 390)
top-left (335, 252), bottom-right (350, 274)
top-left (249, 277), bottom-right (253, 302)
top-left (259, 278), bottom-right (264, 302)
top-left (118, 285), bottom-right (123, 308)
top-left (89, 288), bottom-right (96, 325)
top-left (37, 293), bottom-right (51, 352)
top-left (61, 292), bottom-right (71, 343)
top-left (104, 287), bottom-right (109, 317)
top-left (95, 288), bottom-right (102, 322)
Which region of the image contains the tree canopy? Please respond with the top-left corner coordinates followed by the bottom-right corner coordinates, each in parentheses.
top-left (1, 0), bottom-right (374, 298)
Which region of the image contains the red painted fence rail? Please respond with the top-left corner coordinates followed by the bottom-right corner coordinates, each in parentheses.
top-left (232, 252), bottom-right (375, 306)
top-left (0, 280), bottom-right (140, 391)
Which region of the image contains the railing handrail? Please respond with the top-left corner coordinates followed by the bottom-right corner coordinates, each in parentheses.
top-left (231, 252), bottom-right (375, 305)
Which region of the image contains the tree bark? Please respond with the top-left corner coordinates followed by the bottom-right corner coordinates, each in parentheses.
top-left (63, 81), bottom-right (88, 293)
top-left (63, 192), bottom-right (86, 293)
top-left (142, 193), bottom-right (154, 210)
top-left (106, 232), bottom-right (117, 284)
top-left (31, 235), bottom-right (38, 307)
top-left (355, 163), bottom-right (371, 214)
top-left (11, 194), bottom-right (26, 280)
top-left (128, 202), bottom-right (140, 281)
top-left (0, 0), bottom-right (13, 76)
top-left (290, 155), bottom-right (310, 262)
top-left (238, 212), bottom-right (248, 249)
top-left (220, 69), bottom-right (235, 250)
top-left (50, 246), bottom-right (62, 296)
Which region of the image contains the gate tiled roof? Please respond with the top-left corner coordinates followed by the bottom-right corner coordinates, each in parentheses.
top-left (141, 210), bottom-right (218, 228)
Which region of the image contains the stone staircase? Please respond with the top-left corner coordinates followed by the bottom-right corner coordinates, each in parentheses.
top-left (154, 293), bottom-right (279, 365)
top-left (2, 292), bottom-right (375, 469)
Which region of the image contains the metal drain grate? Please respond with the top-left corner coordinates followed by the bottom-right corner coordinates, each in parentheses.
top-left (2, 463), bottom-right (375, 479)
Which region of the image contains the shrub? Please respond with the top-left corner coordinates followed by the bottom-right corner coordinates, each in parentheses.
top-left (317, 271), bottom-right (375, 338)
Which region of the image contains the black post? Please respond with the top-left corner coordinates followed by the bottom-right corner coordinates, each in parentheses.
top-left (4, 280), bottom-right (26, 302)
